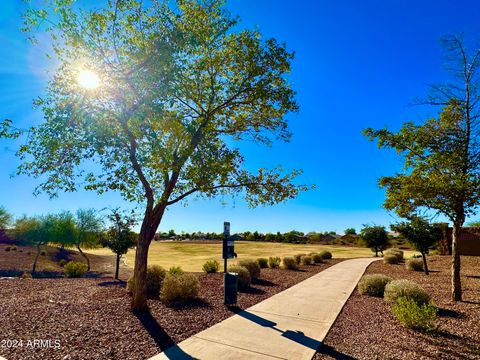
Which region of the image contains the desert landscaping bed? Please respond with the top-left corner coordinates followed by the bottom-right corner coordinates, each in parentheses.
top-left (315, 255), bottom-right (480, 360)
top-left (0, 258), bottom-right (341, 360)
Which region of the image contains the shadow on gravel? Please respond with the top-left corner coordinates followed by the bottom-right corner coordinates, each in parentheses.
top-left (437, 308), bottom-right (463, 318)
top-left (134, 310), bottom-right (175, 350)
top-left (167, 298), bottom-right (211, 310)
top-left (252, 278), bottom-right (276, 287)
top-left (97, 280), bottom-right (126, 287)
top-left (238, 286), bottom-right (266, 295)
top-left (316, 344), bottom-right (356, 359)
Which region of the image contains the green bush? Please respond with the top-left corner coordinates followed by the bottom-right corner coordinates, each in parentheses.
top-left (127, 265), bottom-right (167, 297)
top-left (383, 254), bottom-right (399, 264)
top-left (5, 246), bottom-right (11, 252)
top-left (319, 250), bottom-right (332, 260)
top-left (63, 261), bottom-right (88, 278)
top-left (268, 256), bottom-right (281, 268)
top-left (161, 273), bottom-right (200, 304)
top-left (257, 258), bottom-right (269, 269)
top-left (391, 297), bottom-right (437, 331)
top-left (58, 259), bottom-right (67, 267)
top-left (301, 255), bottom-right (313, 265)
top-left (40, 250), bottom-right (46, 256)
top-left (294, 253), bottom-right (306, 264)
top-left (168, 266), bottom-right (184, 276)
top-left (282, 257), bottom-right (298, 270)
top-left (384, 279), bottom-right (431, 306)
top-left (406, 258), bottom-right (424, 272)
top-left (357, 274), bottom-right (392, 297)
top-left (202, 259), bottom-right (219, 273)
top-left (312, 253), bottom-right (323, 263)
top-left (228, 265), bottom-right (251, 289)
top-left (385, 248), bottom-right (404, 262)
top-left (238, 259), bottom-right (261, 279)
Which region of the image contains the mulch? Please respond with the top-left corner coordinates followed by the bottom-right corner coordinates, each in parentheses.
top-left (0, 258), bottom-right (341, 360)
top-left (314, 255), bottom-right (480, 360)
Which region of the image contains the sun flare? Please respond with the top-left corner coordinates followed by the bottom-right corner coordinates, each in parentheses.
top-left (78, 69), bottom-right (100, 89)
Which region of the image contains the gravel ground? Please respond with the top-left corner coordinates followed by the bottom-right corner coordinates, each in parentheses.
top-left (315, 256), bottom-right (480, 360)
top-left (0, 259), bottom-right (341, 360)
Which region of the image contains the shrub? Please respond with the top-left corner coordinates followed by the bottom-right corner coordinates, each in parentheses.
top-left (406, 258), bottom-right (424, 272)
top-left (268, 256), bottom-right (281, 268)
top-left (319, 250), bottom-right (332, 260)
top-left (384, 279), bottom-right (431, 306)
top-left (238, 259), bottom-right (261, 279)
top-left (11, 246), bottom-right (17, 251)
top-left (294, 254), bottom-right (306, 264)
top-left (202, 259), bottom-right (219, 273)
top-left (40, 250), bottom-right (46, 256)
top-left (5, 246), bottom-right (11, 252)
top-left (391, 297), bottom-right (437, 331)
top-left (19, 249), bottom-right (23, 253)
top-left (385, 248), bottom-right (404, 262)
top-left (63, 261), bottom-right (88, 278)
top-left (357, 274), bottom-right (392, 297)
top-left (58, 259), bottom-right (67, 267)
top-left (257, 258), bottom-right (269, 269)
top-left (301, 255), bottom-right (313, 265)
top-left (383, 254), bottom-right (399, 264)
top-left (168, 266), bottom-right (184, 276)
top-left (161, 273), bottom-right (200, 304)
top-left (127, 265), bottom-right (167, 297)
top-left (228, 265), bottom-right (251, 289)
top-left (21, 272), bottom-right (32, 279)
top-left (282, 257), bottom-right (298, 270)
top-left (312, 253), bottom-right (323, 263)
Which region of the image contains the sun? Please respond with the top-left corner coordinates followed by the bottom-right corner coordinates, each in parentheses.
top-left (78, 69), bottom-right (100, 89)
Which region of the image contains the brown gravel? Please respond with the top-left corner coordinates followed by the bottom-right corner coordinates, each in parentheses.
top-left (0, 259), bottom-right (341, 360)
top-left (315, 256), bottom-right (480, 360)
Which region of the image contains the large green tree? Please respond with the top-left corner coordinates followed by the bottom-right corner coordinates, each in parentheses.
top-left (359, 225), bottom-right (389, 257)
top-left (364, 35), bottom-right (480, 301)
top-left (21, 0), bottom-right (305, 311)
top-left (0, 207), bottom-right (12, 229)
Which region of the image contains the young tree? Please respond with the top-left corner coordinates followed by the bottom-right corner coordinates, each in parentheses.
top-left (364, 35), bottom-right (480, 301)
top-left (21, 1), bottom-right (306, 311)
top-left (74, 209), bottom-right (103, 271)
top-left (0, 207), bottom-right (12, 229)
top-left (101, 209), bottom-right (137, 280)
top-left (360, 225), bottom-right (389, 257)
top-left (391, 217), bottom-right (442, 275)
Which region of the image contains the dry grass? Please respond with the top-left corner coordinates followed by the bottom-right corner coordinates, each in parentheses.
top-left (86, 241), bottom-right (416, 272)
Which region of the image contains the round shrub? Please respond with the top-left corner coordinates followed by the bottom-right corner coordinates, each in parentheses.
top-left (319, 250), bottom-right (332, 260)
top-left (228, 265), bottom-right (251, 290)
top-left (301, 255), bottom-right (313, 265)
top-left (21, 272), bottom-right (32, 279)
top-left (282, 257), bottom-right (298, 270)
top-left (294, 254), bottom-right (306, 264)
top-left (238, 259), bottom-right (261, 279)
top-left (383, 254), bottom-right (399, 264)
top-left (4, 246), bottom-right (11, 252)
top-left (11, 246), bottom-right (17, 251)
top-left (202, 259), bottom-right (219, 273)
top-left (357, 274), bottom-right (392, 297)
top-left (40, 250), bottom-right (47, 256)
top-left (63, 261), bottom-right (88, 278)
top-left (257, 258), bottom-right (269, 269)
top-left (168, 266), bottom-right (184, 276)
top-left (160, 273), bottom-right (200, 304)
top-left (385, 248), bottom-right (404, 262)
top-left (127, 265), bottom-right (167, 297)
top-left (406, 258), bottom-right (424, 272)
top-left (391, 297), bottom-right (437, 331)
top-left (384, 279), bottom-right (431, 306)
top-left (268, 256), bottom-right (281, 268)
top-left (312, 253), bottom-right (323, 264)
top-left (58, 259), bottom-right (67, 267)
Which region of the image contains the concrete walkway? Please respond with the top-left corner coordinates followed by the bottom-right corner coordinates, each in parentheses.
top-left (151, 257), bottom-right (377, 360)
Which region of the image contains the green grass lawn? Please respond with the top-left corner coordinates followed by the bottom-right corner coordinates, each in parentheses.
top-left (86, 241), bottom-right (416, 272)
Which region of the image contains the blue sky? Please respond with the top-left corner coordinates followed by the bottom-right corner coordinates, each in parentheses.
top-left (1, 1), bottom-right (480, 234)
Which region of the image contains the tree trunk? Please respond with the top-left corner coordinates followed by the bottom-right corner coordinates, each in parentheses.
top-left (77, 244), bottom-right (90, 271)
top-left (451, 222), bottom-right (462, 301)
top-left (421, 252), bottom-right (429, 275)
top-left (32, 243), bottom-right (41, 276)
top-left (131, 206), bottom-right (165, 312)
top-left (115, 253), bottom-right (121, 280)
top-left (374, 247), bottom-right (378, 257)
